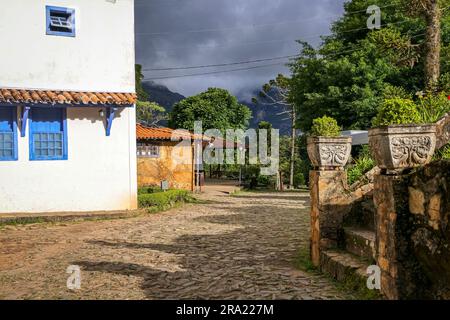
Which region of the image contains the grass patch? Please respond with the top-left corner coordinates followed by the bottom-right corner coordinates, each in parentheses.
top-left (294, 246), bottom-right (318, 273)
top-left (293, 245), bottom-right (382, 300)
top-left (333, 272), bottom-right (383, 300)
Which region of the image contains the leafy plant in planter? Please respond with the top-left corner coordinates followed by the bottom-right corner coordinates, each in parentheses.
top-left (416, 92), bottom-right (450, 123)
top-left (310, 116), bottom-right (341, 137)
top-left (347, 145), bottom-right (375, 186)
top-left (307, 116), bottom-right (352, 169)
top-left (369, 98), bottom-right (437, 171)
top-left (372, 98), bottom-right (422, 127)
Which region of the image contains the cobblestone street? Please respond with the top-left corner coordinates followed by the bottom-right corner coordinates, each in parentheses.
top-left (0, 189), bottom-right (351, 300)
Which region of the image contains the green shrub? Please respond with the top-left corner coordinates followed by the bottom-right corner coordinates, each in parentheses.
top-left (347, 146), bottom-right (375, 185)
top-left (416, 92), bottom-right (450, 123)
top-left (138, 189), bottom-right (191, 211)
top-left (433, 145), bottom-right (450, 161)
top-left (294, 173), bottom-right (306, 187)
top-left (310, 116), bottom-right (341, 137)
top-left (138, 186), bottom-right (163, 195)
top-left (372, 98), bottom-right (422, 127)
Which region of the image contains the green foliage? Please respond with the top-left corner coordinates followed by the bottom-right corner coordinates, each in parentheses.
top-left (347, 146), bottom-right (375, 186)
top-left (135, 64), bottom-right (149, 101)
top-left (135, 64), bottom-right (167, 125)
top-left (310, 116), bottom-right (341, 137)
top-left (258, 121), bottom-right (272, 130)
top-left (279, 136), bottom-right (307, 187)
top-left (136, 100), bottom-right (166, 126)
top-left (138, 189), bottom-right (191, 211)
top-left (168, 88), bottom-right (252, 131)
top-left (372, 98), bottom-right (422, 126)
top-left (416, 92), bottom-right (450, 123)
top-left (382, 84), bottom-right (412, 100)
top-left (433, 144), bottom-right (450, 161)
top-left (138, 186), bottom-right (163, 195)
top-left (289, 0), bottom-right (449, 132)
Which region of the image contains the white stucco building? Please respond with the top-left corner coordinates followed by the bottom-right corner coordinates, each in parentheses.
top-left (0, 0), bottom-right (138, 213)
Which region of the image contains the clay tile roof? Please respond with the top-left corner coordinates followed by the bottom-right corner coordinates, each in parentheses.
top-left (136, 124), bottom-right (193, 141)
top-left (0, 88), bottom-right (136, 106)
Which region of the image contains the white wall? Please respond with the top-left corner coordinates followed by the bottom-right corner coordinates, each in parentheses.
top-left (0, 0), bottom-right (135, 93)
top-left (0, 0), bottom-right (138, 213)
top-left (0, 107), bottom-right (138, 213)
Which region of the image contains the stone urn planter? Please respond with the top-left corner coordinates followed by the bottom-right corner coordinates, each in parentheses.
top-left (368, 124), bottom-right (437, 172)
top-left (307, 136), bottom-right (352, 169)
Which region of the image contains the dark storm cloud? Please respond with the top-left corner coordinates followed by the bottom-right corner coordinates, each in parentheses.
top-left (135, 0), bottom-right (346, 99)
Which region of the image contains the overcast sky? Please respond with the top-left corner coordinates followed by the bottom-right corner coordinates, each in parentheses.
top-left (135, 0), bottom-right (346, 100)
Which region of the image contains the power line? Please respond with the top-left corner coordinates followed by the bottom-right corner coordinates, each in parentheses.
top-left (144, 62), bottom-right (288, 80)
top-left (142, 20), bottom-right (420, 73)
top-left (143, 54), bottom-right (299, 71)
top-left (143, 28), bottom-right (435, 80)
top-left (135, 3), bottom-right (404, 36)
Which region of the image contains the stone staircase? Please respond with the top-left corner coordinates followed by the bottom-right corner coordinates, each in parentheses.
top-left (319, 195), bottom-right (377, 288)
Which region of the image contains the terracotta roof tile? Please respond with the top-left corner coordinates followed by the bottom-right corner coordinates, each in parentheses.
top-left (137, 124), bottom-right (192, 140)
top-left (0, 88), bottom-right (136, 106)
top-left (136, 124), bottom-right (245, 149)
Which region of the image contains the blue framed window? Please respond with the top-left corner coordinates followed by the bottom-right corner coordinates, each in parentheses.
top-left (29, 108), bottom-right (68, 161)
top-left (46, 6), bottom-right (76, 37)
top-left (0, 107), bottom-right (18, 161)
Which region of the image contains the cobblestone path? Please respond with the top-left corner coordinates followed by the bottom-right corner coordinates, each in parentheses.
top-left (0, 189), bottom-right (352, 299)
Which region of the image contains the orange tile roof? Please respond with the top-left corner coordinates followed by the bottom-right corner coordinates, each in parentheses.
top-left (137, 124), bottom-right (245, 149)
top-left (137, 124), bottom-right (193, 140)
top-left (0, 88), bottom-right (136, 106)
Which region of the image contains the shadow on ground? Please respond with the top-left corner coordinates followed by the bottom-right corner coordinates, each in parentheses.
top-left (74, 195), bottom-right (343, 300)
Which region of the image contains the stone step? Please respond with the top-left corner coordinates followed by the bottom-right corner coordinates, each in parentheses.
top-left (320, 249), bottom-right (370, 285)
top-left (343, 227), bottom-right (376, 261)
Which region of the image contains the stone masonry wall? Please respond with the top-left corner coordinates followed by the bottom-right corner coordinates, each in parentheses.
top-left (374, 161), bottom-right (450, 299)
top-left (310, 170), bottom-right (373, 266)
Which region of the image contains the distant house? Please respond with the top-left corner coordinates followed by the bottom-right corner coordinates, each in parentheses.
top-left (136, 124), bottom-right (195, 191)
top-left (341, 130), bottom-right (369, 145)
top-left (0, 1), bottom-right (137, 213)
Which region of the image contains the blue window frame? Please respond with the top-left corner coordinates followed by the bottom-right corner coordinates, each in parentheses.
top-left (46, 6), bottom-right (76, 37)
top-left (29, 108), bottom-right (68, 161)
top-left (0, 107), bottom-right (18, 161)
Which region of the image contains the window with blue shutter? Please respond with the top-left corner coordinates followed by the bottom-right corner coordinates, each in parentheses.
top-left (46, 6), bottom-right (76, 37)
top-left (29, 108), bottom-right (68, 161)
top-left (0, 107), bottom-right (18, 161)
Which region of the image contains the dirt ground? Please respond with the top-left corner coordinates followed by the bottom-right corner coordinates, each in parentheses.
top-left (0, 187), bottom-right (351, 300)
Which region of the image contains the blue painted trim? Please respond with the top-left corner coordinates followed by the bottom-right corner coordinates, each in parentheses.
top-left (20, 106), bottom-right (30, 137)
top-left (106, 107), bottom-right (117, 137)
top-left (46, 5), bottom-right (76, 38)
top-left (0, 106), bottom-right (18, 162)
top-left (29, 107), bottom-right (68, 161)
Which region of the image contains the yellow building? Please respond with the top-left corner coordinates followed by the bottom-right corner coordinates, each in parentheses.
top-left (136, 124), bottom-right (195, 191)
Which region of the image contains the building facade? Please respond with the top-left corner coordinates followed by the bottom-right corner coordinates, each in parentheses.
top-left (0, 0), bottom-right (137, 213)
top-left (136, 125), bottom-right (195, 191)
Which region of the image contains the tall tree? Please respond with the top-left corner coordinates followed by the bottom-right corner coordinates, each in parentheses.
top-left (253, 75), bottom-right (297, 189)
top-left (407, 0), bottom-right (447, 90)
top-left (135, 64), bottom-right (166, 126)
top-left (289, 0), bottom-right (449, 132)
top-left (168, 88), bottom-right (252, 132)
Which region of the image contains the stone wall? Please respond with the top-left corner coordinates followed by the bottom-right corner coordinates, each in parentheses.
top-left (309, 170), bottom-right (374, 266)
top-left (137, 141), bottom-right (194, 191)
top-left (374, 161), bottom-right (450, 299)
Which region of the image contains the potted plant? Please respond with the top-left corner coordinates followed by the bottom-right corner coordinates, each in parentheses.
top-left (307, 116), bottom-right (352, 169)
top-left (369, 98), bottom-right (437, 172)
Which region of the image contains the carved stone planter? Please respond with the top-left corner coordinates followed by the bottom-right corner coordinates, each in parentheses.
top-left (307, 136), bottom-right (352, 169)
top-left (368, 124), bottom-right (437, 172)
